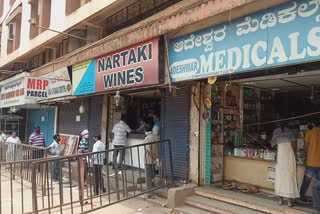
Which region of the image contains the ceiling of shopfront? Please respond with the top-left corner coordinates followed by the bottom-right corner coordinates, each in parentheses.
top-left (236, 70), bottom-right (320, 92)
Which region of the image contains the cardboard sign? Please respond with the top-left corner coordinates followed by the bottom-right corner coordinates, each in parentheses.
top-left (59, 134), bottom-right (79, 156)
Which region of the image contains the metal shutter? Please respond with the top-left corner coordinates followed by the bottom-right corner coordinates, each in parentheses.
top-left (58, 96), bottom-right (103, 151)
top-left (162, 87), bottom-right (190, 182)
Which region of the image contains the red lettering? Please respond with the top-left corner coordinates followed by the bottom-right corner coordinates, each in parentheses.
top-left (60, 136), bottom-right (70, 145)
top-left (27, 78), bottom-right (36, 89)
top-left (20, 89), bottom-right (24, 95)
top-left (37, 79), bottom-right (42, 89)
top-left (43, 80), bottom-right (49, 90)
top-left (15, 90), bottom-right (19, 96)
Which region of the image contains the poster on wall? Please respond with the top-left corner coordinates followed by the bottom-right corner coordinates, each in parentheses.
top-left (169, 0), bottom-right (320, 82)
top-left (72, 38), bottom-right (159, 96)
top-left (0, 79), bottom-right (25, 108)
top-left (267, 167), bottom-right (275, 182)
top-left (41, 67), bottom-right (72, 99)
top-left (72, 60), bottom-right (96, 96)
top-left (59, 134), bottom-right (79, 156)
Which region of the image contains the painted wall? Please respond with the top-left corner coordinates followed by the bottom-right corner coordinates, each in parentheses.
top-left (0, 0), bottom-right (118, 67)
top-left (224, 156), bottom-right (312, 196)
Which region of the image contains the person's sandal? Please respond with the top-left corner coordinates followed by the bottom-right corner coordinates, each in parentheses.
top-left (288, 200), bottom-right (294, 207)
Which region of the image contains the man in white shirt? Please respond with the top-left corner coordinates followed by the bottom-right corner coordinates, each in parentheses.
top-left (92, 135), bottom-right (106, 195)
top-left (49, 134), bottom-right (61, 181)
top-left (6, 131), bottom-right (21, 162)
top-left (112, 115), bottom-right (132, 169)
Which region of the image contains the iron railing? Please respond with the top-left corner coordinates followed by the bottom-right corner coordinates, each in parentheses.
top-left (0, 141), bottom-right (48, 163)
top-left (0, 142), bottom-right (49, 214)
top-left (1, 139), bottom-right (173, 214)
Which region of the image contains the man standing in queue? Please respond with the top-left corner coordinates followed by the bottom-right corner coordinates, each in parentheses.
top-left (49, 134), bottom-right (61, 182)
top-left (112, 115), bottom-right (132, 170)
top-left (144, 126), bottom-right (160, 199)
top-left (29, 126), bottom-right (46, 159)
top-left (92, 135), bottom-right (106, 195)
top-left (79, 129), bottom-right (90, 205)
top-left (152, 113), bottom-right (161, 136)
top-left (300, 119), bottom-right (320, 204)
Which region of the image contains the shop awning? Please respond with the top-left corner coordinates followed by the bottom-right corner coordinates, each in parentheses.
top-left (37, 95), bottom-right (77, 105)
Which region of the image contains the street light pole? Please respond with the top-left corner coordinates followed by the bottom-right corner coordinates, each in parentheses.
top-left (28, 18), bottom-right (94, 43)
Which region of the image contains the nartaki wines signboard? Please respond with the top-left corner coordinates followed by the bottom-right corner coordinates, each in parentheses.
top-left (72, 38), bottom-right (159, 95)
top-left (169, 0), bottom-right (320, 82)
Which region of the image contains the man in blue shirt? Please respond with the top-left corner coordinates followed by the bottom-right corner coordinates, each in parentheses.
top-left (152, 113), bottom-right (161, 136)
top-left (313, 181), bottom-right (320, 214)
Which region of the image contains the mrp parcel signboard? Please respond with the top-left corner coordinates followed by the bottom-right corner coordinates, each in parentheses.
top-left (72, 38), bottom-right (159, 95)
top-left (25, 77), bottom-right (49, 98)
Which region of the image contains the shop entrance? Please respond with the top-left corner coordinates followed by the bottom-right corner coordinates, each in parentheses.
top-left (107, 89), bottom-right (162, 170)
top-left (206, 69), bottom-right (320, 195)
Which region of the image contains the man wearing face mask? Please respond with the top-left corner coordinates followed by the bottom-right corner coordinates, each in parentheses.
top-left (152, 113), bottom-right (161, 136)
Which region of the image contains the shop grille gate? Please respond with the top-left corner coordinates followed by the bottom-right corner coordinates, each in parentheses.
top-left (0, 140), bottom-right (173, 214)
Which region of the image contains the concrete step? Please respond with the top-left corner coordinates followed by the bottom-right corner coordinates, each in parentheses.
top-left (174, 205), bottom-right (216, 214)
top-left (185, 195), bottom-right (265, 214)
top-left (194, 187), bottom-right (314, 214)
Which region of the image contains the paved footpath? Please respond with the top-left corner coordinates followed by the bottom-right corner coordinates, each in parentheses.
top-left (1, 169), bottom-right (171, 214)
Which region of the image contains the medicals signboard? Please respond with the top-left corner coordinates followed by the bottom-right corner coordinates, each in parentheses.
top-left (169, 0), bottom-right (320, 82)
top-left (72, 38), bottom-right (159, 95)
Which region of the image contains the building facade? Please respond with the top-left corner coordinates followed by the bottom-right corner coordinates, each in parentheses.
top-left (0, 0), bottom-right (299, 185)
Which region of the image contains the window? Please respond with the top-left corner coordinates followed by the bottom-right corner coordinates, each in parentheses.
top-left (8, 23), bottom-right (15, 40)
top-left (65, 0), bottom-right (91, 16)
top-left (27, 49), bottom-right (53, 69)
top-left (6, 5), bottom-right (22, 54)
top-left (29, 0), bottom-right (51, 39)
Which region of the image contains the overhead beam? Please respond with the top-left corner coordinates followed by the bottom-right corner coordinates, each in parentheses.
top-left (82, 20), bottom-right (102, 29)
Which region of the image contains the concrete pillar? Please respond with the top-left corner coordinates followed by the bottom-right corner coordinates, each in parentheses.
top-left (101, 94), bottom-right (108, 144)
top-left (189, 83), bottom-right (201, 184)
